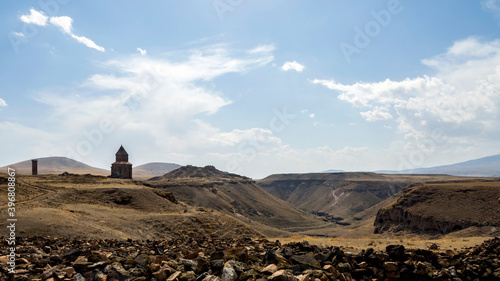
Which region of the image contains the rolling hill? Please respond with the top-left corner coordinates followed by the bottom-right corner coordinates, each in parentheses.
top-left (145, 165), bottom-right (329, 234)
top-left (1, 157), bottom-right (182, 180)
top-left (0, 157), bottom-right (109, 176)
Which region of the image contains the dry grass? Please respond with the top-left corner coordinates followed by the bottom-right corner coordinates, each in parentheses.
top-left (0, 173), bottom-right (264, 240)
top-left (272, 235), bottom-right (492, 252)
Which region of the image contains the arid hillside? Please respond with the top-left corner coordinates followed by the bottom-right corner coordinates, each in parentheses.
top-left (0, 173), bottom-right (262, 240)
top-left (375, 179), bottom-right (500, 235)
top-left (257, 172), bottom-right (460, 225)
top-left (146, 165), bottom-right (329, 232)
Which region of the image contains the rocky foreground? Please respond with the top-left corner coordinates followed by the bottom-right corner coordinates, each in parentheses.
top-left (1, 237), bottom-right (500, 281)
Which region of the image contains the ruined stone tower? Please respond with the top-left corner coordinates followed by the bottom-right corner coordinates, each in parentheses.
top-left (31, 159), bottom-right (38, 175)
top-left (110, 145), bottom-right (132, 179)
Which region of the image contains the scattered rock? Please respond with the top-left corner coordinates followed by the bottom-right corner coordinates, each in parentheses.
top-left (3, 236), bottom-right (500, 281)
top-left (290, 254), bottom-right (320, 269)
top-left (262, 264), bottom-right (279, 274)
top-left (221, 261), bottom-right (237, 281)
top-left (383, 261), bottom-right (399, 272)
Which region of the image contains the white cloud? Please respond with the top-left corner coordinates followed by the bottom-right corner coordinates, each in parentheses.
top-left (482, 0), bottom-right (500, 12)
top-left (18, 9), bottom-right (105, 52)
top-left (32, 44), bottom-right (275, 170)
top-left (49, 15), bottom-right (105, 52)
top-left (360, 107), bottom-right (392, 121)
top-left (70, 34), bottom-right (105, 52)
top-left (314, 37), bottom-right (500, 152)
top-left (137, 48), bottom-right (147, 55)
top-left (248, 44), bottom-right (276, 54)
top-left (281, 61), bottom-right (305, 72)
top-left (309, 113), bottom-right (315, 118)
top-left (0, 122), bottom-right (62, 166)
top-left (0, 98), bottom-right (7, 110)
top-left (20, 9), bottom-right (48, 26)
top-left (210, 128), bottom-right (282, 147)
top-left (49, 16), bottom-right (73, 34)
top-left (13, 32), bottom-right (25, 38)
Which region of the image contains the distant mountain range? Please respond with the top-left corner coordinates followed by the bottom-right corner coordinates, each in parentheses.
top-left (0, 156), bottom-right (181, 180)
top-left (3, 153), bottom-right (500, 180)
top-left (377, 154), bottom-right (500, 177)
top-left (322, 169), bottom-right (345, 173)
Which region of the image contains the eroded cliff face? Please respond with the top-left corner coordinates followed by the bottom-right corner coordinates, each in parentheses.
top-left (257, 172), bottom-right (413, 223)
top-left (375, 204), bottom-right (475, 234)
top-left (374, 181), bottom-right (500, 234)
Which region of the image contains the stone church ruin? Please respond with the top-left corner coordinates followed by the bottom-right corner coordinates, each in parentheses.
top-left (110, 145), bottom-right (132, 179)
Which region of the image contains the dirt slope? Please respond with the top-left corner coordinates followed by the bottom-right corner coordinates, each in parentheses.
top-left (0, 173), bottom-right (262, 240)
top-left (146, 165), bottom-right (329, 232)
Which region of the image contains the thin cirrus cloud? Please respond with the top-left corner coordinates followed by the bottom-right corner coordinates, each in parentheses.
top-left (482, 0), bottom-right (500, 12)
top-left (281, 61), bottom-right (305, 72)
top-left (137, 48), bottom-right (147, 55)
top-left (19, 8), bottom-right (105, 52)
top-left (12, 31), bottom-right (25, 38)
top-left (0, 98), bottom-right (7, 110)
top-left (34, 44), bottom-right (275, 164)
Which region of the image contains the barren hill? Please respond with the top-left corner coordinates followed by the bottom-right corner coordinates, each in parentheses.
top-left (133, 162), bottom-right (181, 180)
top-left (0, 173), bottom-right (262, 240)
top-left (146, 165), bottom-right (329, 233)
top-left (149, 165), bottom-right (247, 181)
top-left (257, 173), bottom-right (463, 225)
top-left (375, 179), bottom-right (500, 235)
top-left (378, 154), bottom-right (500, 177)
top-left (1, 157), bottom-right (183, 180)
top-left (1, 157), bottom-right (109, 176)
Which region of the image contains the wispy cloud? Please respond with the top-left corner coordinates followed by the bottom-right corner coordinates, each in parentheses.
top-left (137, 48), bottom-right (147, 55)
top-left (482, 0), bottom-right (500, 12)
top-left (0, 98), bottom-right (7, 110)
top-left (32, 44), bottom-right (275, 167)
top-left (12, 32), bottom-right (25, 38)
top-left (248, 44), bottom-right (276, 54)
top-left (314, 37), bottom-right (500, 149)
top-left (281, 61), bottom-right (305, 72)
top-left (19, 9), bottom-right (105, 52)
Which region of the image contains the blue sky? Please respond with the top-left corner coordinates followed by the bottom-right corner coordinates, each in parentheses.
top-left (2, 0), bottom-right (500, 178)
